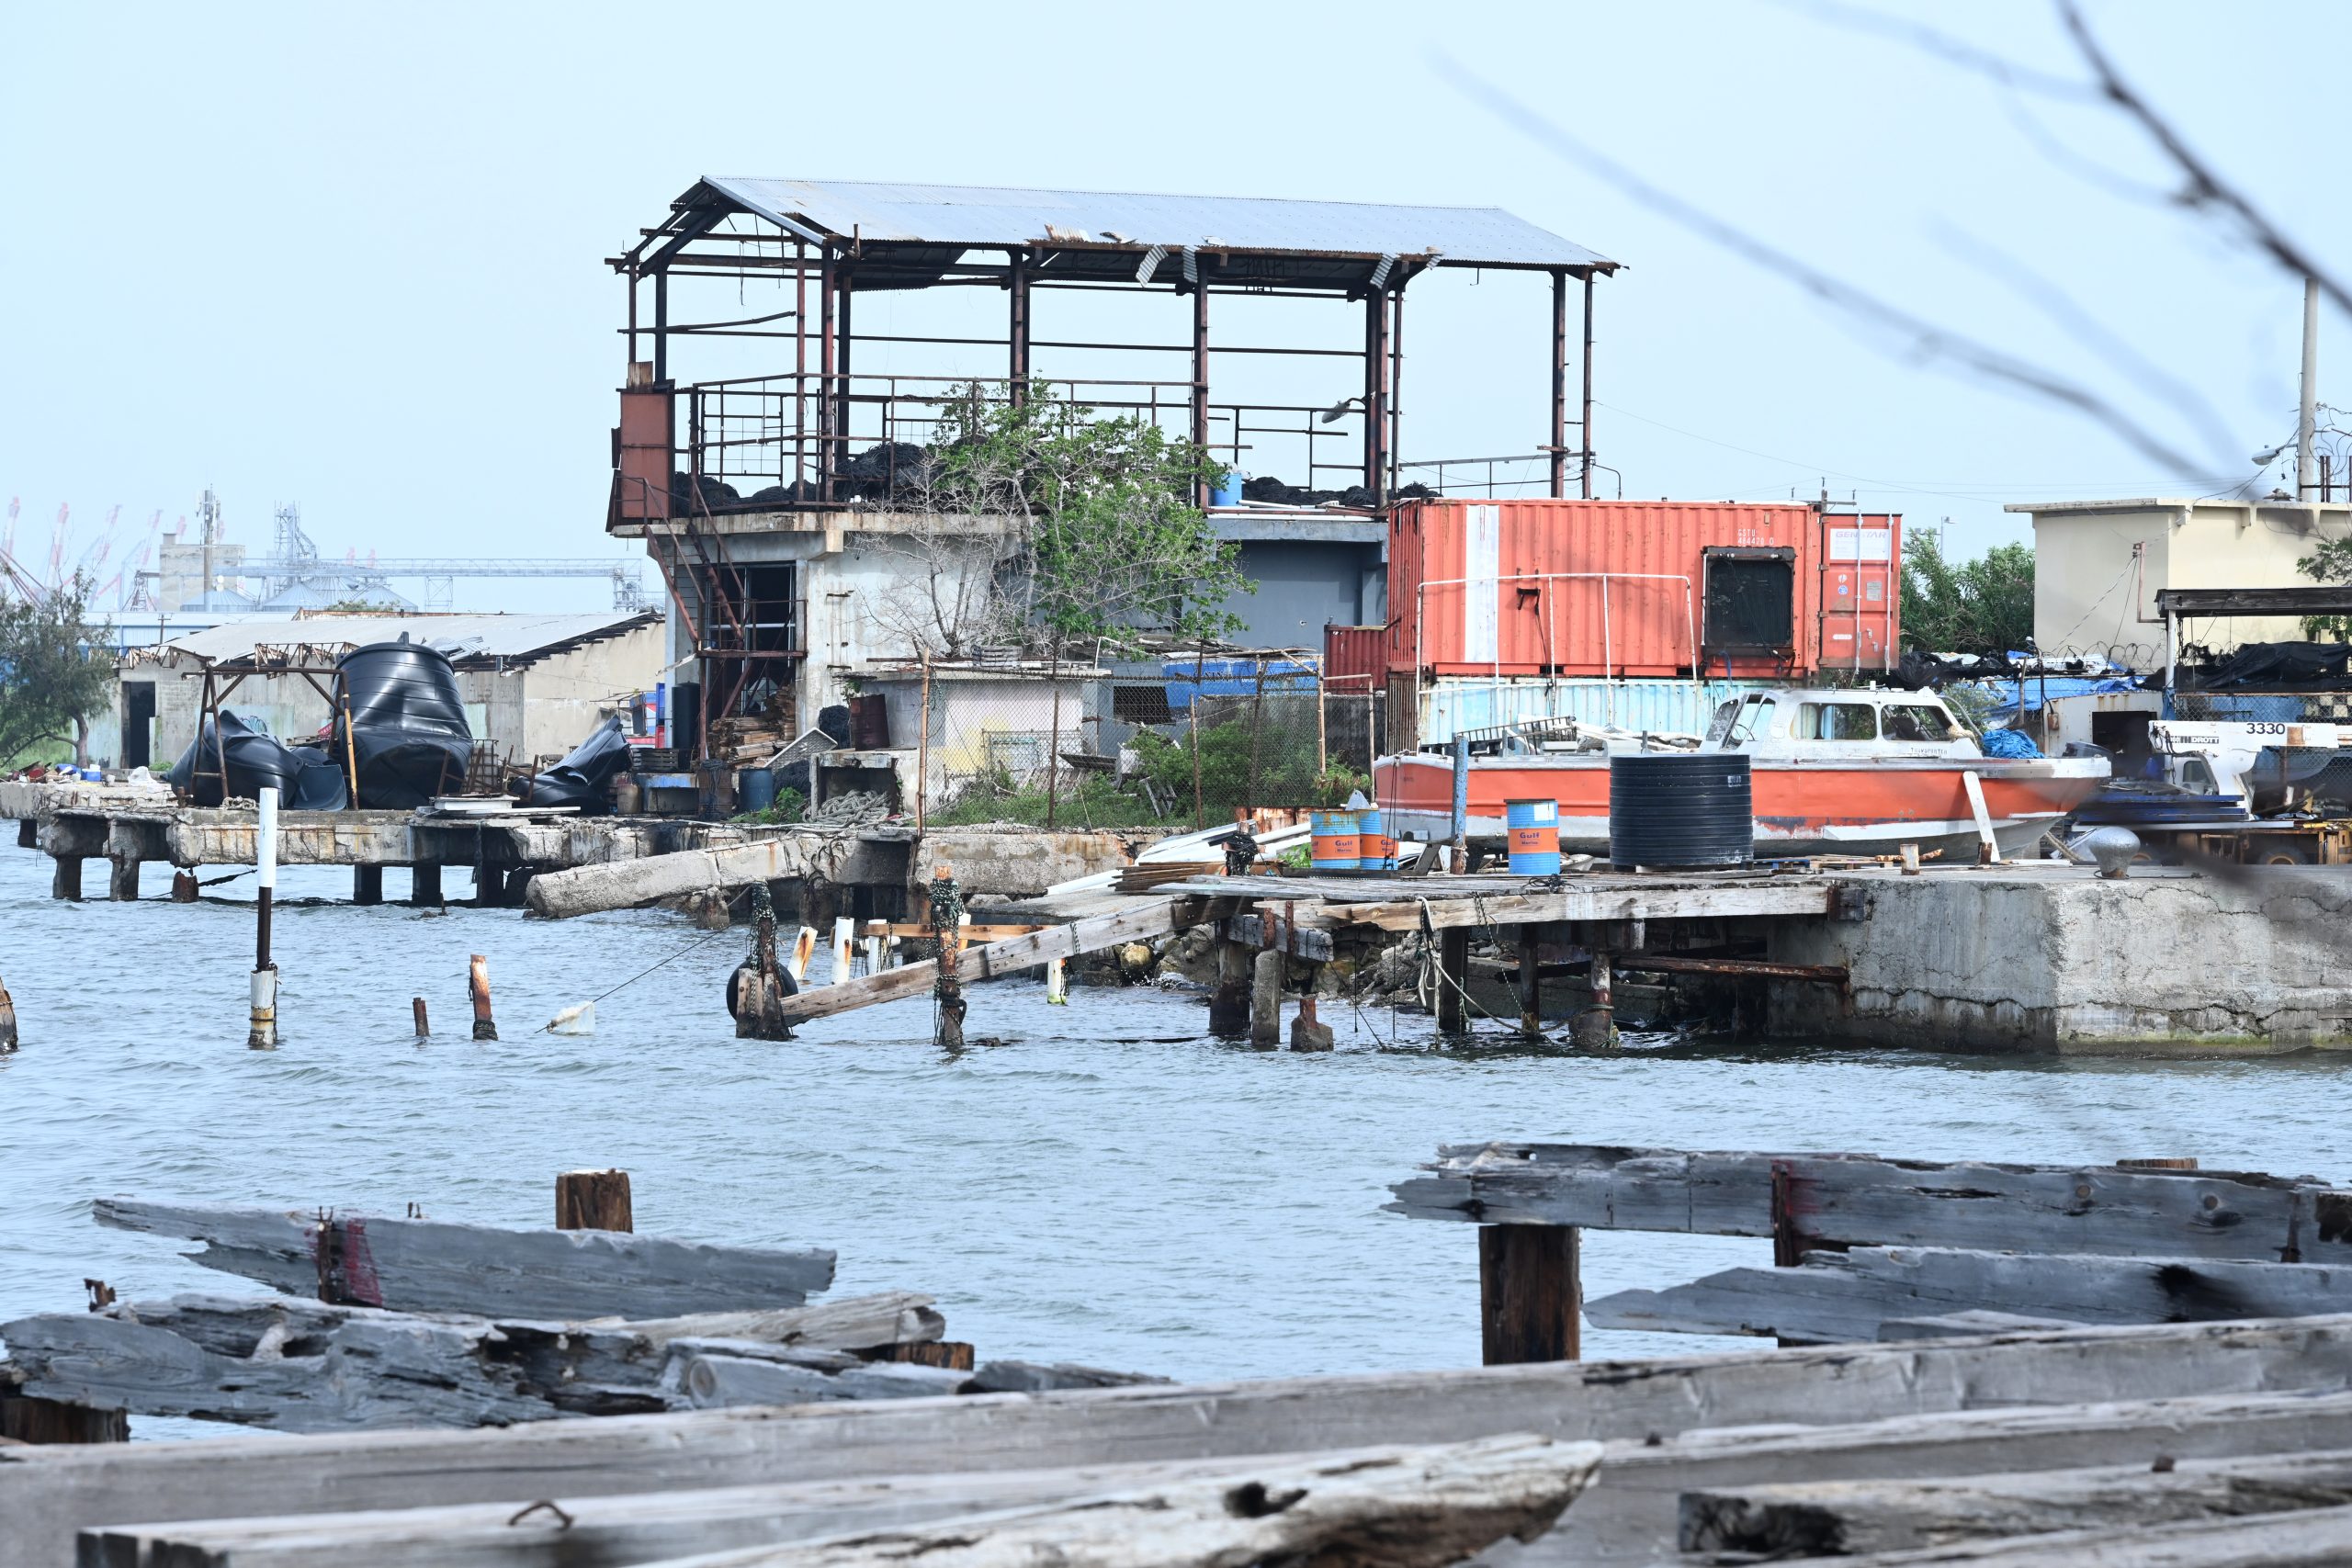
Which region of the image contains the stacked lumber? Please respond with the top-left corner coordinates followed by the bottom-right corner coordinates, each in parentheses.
top-left (0, 1200), bottom-right (1162, 1438)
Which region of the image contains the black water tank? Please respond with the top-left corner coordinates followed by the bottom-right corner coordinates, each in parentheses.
top-left (1609, 752), bottom-right (1753, 870)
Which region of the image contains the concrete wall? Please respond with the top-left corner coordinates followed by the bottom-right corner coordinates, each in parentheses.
top-left (1215, 539), bottom-right (1384, 651)
top-left (1767, 868), bottom-right (2352, 1054)
top-left (2022, 499), bottom-right (2352, 664)
top-left (854, 670), bottom-right (1110, 810)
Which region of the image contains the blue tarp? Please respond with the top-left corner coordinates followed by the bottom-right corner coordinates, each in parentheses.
top-left (1980, 727), bottom-right (2041, 759)
top-left (1159, 658), bottom-right (1317, 712)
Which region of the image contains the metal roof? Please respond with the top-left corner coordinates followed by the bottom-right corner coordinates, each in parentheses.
top-left (695, 177), bottom-right (1615, 275)
top-left (153, 611), bottom-right (660, 668)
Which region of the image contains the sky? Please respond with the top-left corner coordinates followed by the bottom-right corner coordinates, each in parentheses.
top-left (3, 1), bottom-right (2344, 613)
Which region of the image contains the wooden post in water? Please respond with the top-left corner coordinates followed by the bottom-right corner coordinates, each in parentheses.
top-left (1250, 948), bottom-right (1284, 1049)
top-left (0, 972), bottom-right (17, 1053)
top-left (246, 786), bottom-right (280, 1050)
top-left (170, 870), bottom-right (198, 902)
top-left (1435, 924), bottom-right (1472, 1037)
top-left (411, 998), bottom-right (429, 1039)
top-left (0, 1393), bottom-right (128, 1445)
top-left (556, 1169), bottom-right (634, 1232)
top-left (1480, 1224), bottom-right (1580, 1364)
top-left (468, 954), bottom-right (498, 1042)
top-left (1515, 925), bottom-right (1544, 1042)
top-left (931, 865), bottom-right (966, 1050)
top-left (1571, 950), bottom-right (1615, 1049)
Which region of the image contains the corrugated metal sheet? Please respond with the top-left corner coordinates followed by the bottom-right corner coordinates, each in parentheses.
top-left (702, 177), bottom-right (1616, 272)
top-left (159, 612), bottom-right (660, 667)
top-left (1388, 500), bottom-right (1900, 679)
top-left (1416, 677), bottom-right (1775, 742)
top-left (1324, 625), bottom-right (1385, 689)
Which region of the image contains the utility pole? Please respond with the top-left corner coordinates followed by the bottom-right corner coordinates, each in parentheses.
top-left (2299, 277), bottom-right (2320, 501)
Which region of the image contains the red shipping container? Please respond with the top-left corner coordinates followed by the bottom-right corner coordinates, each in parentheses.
top-left (1386, 499), bottom-right (1899, 679)
top-left (1322, 624), bottom-right (1385, 691)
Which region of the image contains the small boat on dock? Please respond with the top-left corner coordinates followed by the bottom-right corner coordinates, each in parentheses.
top-left (1375, 685), bottom-right (2109, 861)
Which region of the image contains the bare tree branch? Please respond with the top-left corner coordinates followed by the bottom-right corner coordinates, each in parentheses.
top-left (1434, 55), bottom-right (2222, 481)
top-left (2057, 0), bottom-right (2352, 317)
top-left (1768, 0), bottom-right (2100, 102)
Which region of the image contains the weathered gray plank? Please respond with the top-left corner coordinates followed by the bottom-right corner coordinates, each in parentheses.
top-left (1388, 1144), bottom-right (2350, 1264)
top-left (1797, 1503), bottom-right (2352, 1566)
top-left (1585, 1247), bottom-right (2352, 1345)
top-left (1318, 881), bottom-right (1832, 932)
top-left (1879, 1311), bottom-right (2092, 1341)
top-left (623, 1434), bottom-right (1603, 1568)
top-left (15, 1315), bottom-right (2352, 1568)
top-left (1557, 1389), bottom-right (2352, 1565)
top-left (1, 1292), bottom-right (947, 1432)
top-left (93, 1199), bottom-right (837, 1316)
top-left (964, 1361), bottom-right (1171, 1393)
top-left (74, 1452), bottom-right (1399, 1568)
top-left (1679, 1448), bottom-right (2352, 1557)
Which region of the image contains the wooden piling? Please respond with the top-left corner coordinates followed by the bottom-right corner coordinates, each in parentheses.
top-left (1209, 941), bottom-right (1252, 1037)
top-left (468, 954), bottom-right (497, 1042)
top-left (930, 867), bottom-right (965, 1051)
top-left (353, 865), bottom-right (384, 905)
top-left (410, 863), bottom-right (443, 906)
top-left (1479, 1224), bottom-right (1580, 1365)
top-left (0, 973), bottom-right (17, 1053)
top-left (555, 1169), bottom-right (634, 1233)
top-left (0, 1393), bottom-right (127, 1445)
top-left (107, 856), bottom-right (140, 902)
top-left (1250, 947), bottom-right (1284, 1049)
top-left (170, 870), bottom-right (198, 902)
top-left (1435, 925), bottom-right (1471, 1037)
top-left (1570, 951), bottom-right (1615, 1049)
top-left (1515, 926), bottom-right (1544, 1042)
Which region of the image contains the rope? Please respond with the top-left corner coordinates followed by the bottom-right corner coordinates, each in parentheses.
top-left (582, 926), bottom-right (737, 1007)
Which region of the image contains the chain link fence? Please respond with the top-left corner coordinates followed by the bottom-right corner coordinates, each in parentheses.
top-left (904, 652), bottom-right (1380, 831)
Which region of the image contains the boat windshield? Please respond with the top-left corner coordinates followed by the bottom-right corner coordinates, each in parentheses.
top-left (1882, 704), bottom-right (1958, 742)
top-left (1709, 696), bottom-right (1778, 748)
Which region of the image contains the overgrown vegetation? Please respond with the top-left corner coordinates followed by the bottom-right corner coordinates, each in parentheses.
top-left (730, 787), bottom-right (807, 826)
top-left (1125, 725), bottom-right (1368, 814)
top-left (869, 382), bottom-right (1249, 658)
top-left (2297, 537), bottom-right (2352, 638)
top-left (925, 771), bottom-right (1170, 829)
top-left (0, 576), bottom-right (112, 767)
top-left (1901, 533), bottom-right (2035, 656)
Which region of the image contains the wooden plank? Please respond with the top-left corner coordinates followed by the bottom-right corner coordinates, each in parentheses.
top-left (614, 1434), bottom-right (1603, 1568)
top-left (1386, 1145), bottom-right (2350, 1265)
top-left (80, 1439), bottom-right (1600, 1568)
top-left (1554, 1390), bottom-right (2352, 1566)
top-left (14, 1316), bottom-right (2352, 1568)
top-left (775, 900), bottom-right (1190, 1025)
top-left (1320, 881), bottom-right (1833, 932)
top-left (1809, 1506), bottom-right (2352, 1565)
top-left (1679, 1448), bottom-right (2352, 1557)
top-left (92, 1199), bottom-right (836, 1317)
top-left (0, 1291), bottom-right (950, 1433)
top-left (1584, 1246), bottom-right (2352, 1345)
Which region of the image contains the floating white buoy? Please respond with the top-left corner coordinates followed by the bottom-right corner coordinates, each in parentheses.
top-left (545, 1001), bottom-right (596, 1036)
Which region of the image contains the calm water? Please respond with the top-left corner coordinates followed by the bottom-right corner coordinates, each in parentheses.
top-left (4, 840), bottom-right (2348, 1439)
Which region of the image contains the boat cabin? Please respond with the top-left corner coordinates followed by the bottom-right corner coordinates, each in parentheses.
top-left (1702, 688), bottom-right (1979, 761)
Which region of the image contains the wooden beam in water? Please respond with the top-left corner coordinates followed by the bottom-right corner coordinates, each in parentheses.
top-left (14, 1316), bottom-right (2352, 1568)
top-left (774, 899), bottom-right (1194, 1026)
top-left (1679, 1447), bottom-right (2352, 1558)
top-left (1318, 880), bottom-right (1834, 933)
top-left (1584, 1245), bottom-right (2352, 1345)
top-left (91, 1199), bottom-right (836, 1317)
top-left (1816, 1505), bottom-right (2352, 1566)
top-left (1388, 1145), bottom-right (2351, 1265)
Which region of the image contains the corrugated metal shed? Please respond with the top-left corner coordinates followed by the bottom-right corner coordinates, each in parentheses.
top-left (701, 177), bottom-right (1616, 274)
top-left (157, 611), bottom-right (660, 669)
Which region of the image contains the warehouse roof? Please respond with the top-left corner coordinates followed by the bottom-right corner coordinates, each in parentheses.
top-left (646, 177), bottom-right (1615, 284)
top-left (150, 611), bottom-right (660, 669)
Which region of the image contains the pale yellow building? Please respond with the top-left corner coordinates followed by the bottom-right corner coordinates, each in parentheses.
top-left (2010, 498), bottom-right (2352, 666)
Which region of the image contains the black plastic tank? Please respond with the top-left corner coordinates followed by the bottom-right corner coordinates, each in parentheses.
top-left (334, 637), bottom-right (473, 808)
top-left (167, 711), bottom-right (349, 809)
top-left (1609, 752), bottom-right (1753, 870)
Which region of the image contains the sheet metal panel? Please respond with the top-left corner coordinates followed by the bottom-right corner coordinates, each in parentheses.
top-left (1322, 625), bottom-right (1385, 689)
top-left (701, 177), bottom-right (1615, 272)
top-left (1415, 676), bottom-right (1774, 743)
top-left (1388, 500), bottom-right (1903, 678)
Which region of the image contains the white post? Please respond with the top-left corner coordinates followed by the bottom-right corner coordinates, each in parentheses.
top-left (831, 916), bottom-right (854, 980)
top-left (788, 926), bottom-right (817, 983)
top-left (863, 919), bottom-right (888, 976)
top-left (1046, 956), bottom-right (1068, 1005)
top-left (247, 786), bottom-right (280, 1049)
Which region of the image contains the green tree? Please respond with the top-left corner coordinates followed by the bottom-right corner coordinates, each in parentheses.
top-left (0, 575), bottom-right (114, 765)
top-left (1901, 533), bottom-right (2035, 656)
top-left (2296, 536), bottom-right (2352, 638)
top-left (883, 382), bottom-right (1248, 657)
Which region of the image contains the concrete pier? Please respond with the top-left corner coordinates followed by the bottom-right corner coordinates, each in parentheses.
top-left (1769, 866), bottom-right (2352, 1055)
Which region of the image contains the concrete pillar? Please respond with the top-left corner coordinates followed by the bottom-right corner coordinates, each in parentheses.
top-left (472, 863), bottom-right (505, 907)
top-left (1250, 947), bottom-right (1284, 1050)
top-left (1289, 987), bottom-right (1335, 1052)
top-left (1571, 951), bottom-right (1617, 1049)
top-left (51, 857), bottom-right (83, 901)
top-left (17, 819), bottom-right (35, 849)
top-left (1209, 940), bottom-right (1252, 1038)
top-left (353, 865), bottom-right (384, 905)
top-left (107, 857), bottom-right (141, 902)
top-left (410, 863), bottom-right (443, 906)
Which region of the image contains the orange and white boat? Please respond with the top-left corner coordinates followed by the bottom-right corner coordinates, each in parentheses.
top-left (1374, 686), bottom-right (2109, 861)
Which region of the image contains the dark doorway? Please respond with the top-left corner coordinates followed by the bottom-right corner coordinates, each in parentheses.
top-left (1702, 547), bottom-right (1797, 659)
top-left (122, 682), bottom-right (157, 769)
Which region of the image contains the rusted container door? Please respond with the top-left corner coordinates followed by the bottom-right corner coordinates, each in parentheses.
top-left (1815, 514), bottom-right (1901, 671)
top-left (616, 386), bottom-right (674, 521)
top-left (1323, 624), bottom-right (1385, 690)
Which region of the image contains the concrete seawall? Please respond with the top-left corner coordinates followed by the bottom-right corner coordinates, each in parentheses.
top-left (1768, 868), bottom-right (2352, 1055)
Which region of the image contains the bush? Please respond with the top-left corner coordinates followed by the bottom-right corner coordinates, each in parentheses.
top-left (732, 787), bottom-right (807, 826)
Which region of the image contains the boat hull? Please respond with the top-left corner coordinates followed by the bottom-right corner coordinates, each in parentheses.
top-left (1374, 752), bottom-right (2109, 861)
